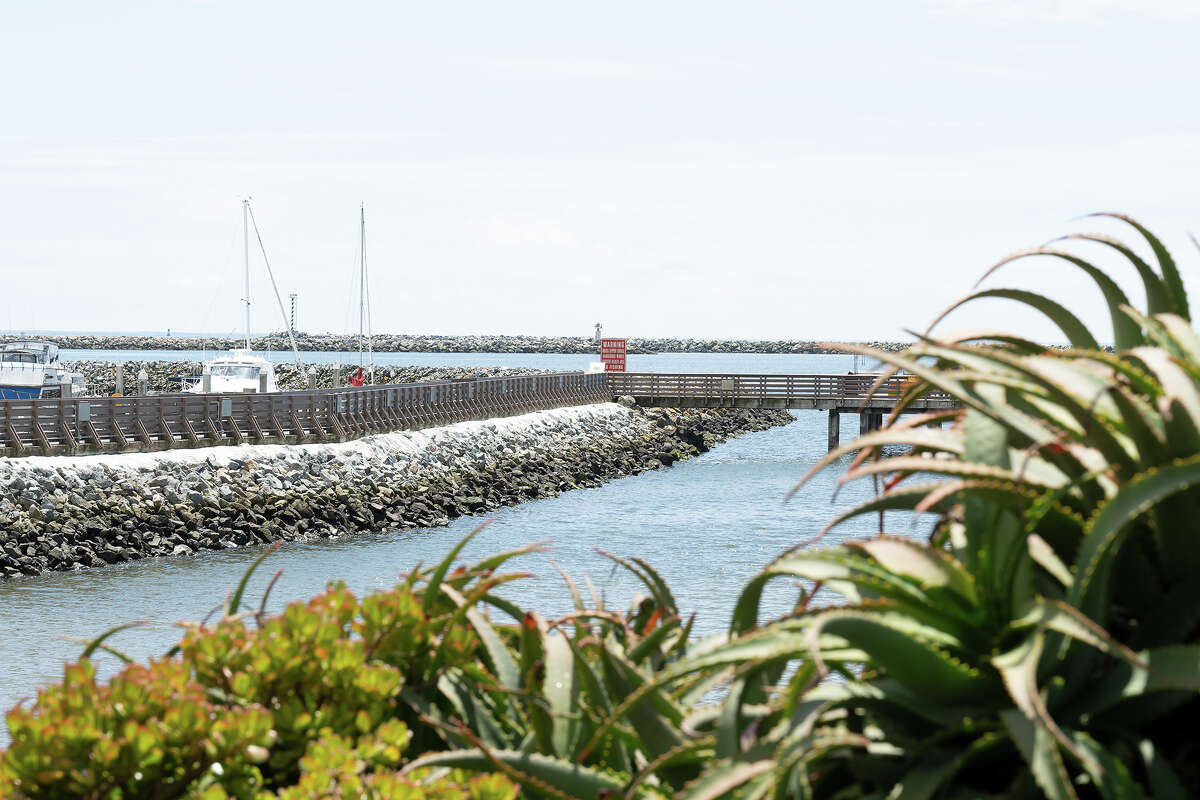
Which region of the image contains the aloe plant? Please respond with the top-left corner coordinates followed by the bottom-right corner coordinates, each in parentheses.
top-left (676, 214), bottom-right (1200, 798)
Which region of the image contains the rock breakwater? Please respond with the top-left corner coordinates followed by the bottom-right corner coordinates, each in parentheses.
top-left (60, 361), bottom-right (548, 396)
top-left (0, 405), bottom-right (792, 578)
top-left (11, 332), bottom-right (909, 355)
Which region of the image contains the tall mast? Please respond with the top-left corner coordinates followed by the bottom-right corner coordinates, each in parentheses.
top-left (359, 204), bottom-right (365, 369)
top-left (243, 198), bottom-right (251, 350)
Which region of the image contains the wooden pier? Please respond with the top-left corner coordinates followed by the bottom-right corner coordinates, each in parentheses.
top-left (0, 371), bottom-right (953, 458)
top-left (0, 373), bottom-right (610, 458)
top-left (604, 372), bottom-right (956, 450)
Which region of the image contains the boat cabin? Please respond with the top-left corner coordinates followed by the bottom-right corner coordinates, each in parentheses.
top-left (189, 348), bottom-right (279, 394)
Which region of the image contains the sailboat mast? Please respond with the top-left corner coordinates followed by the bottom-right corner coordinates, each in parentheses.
top-left (243, 199), bottom-right (251, 350)
top-left (358, 204), bottom-right (365, 370)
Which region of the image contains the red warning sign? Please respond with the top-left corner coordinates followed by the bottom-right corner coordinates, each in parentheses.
top-left (600, 338), bottom-right (627, 372)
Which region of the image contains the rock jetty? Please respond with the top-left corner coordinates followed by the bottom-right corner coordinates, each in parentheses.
top-left (0, 404), bottom-right (792, 578)
top-left (8, 332), bottom-right (909, 355)
top-left (60, 360), bottom-right (549, 397)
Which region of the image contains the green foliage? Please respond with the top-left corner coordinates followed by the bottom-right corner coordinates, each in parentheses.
top-left (5, 214), bottom-right (1200, 798)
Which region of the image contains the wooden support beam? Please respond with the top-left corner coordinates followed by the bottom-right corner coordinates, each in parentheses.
top-left (159, 416), bottom-right (175, 449)
top-left (59, 419), bottom-right (77, 452)
top-left (270, 412), bottom-right (288, 439)
top-left (827, 410), bottom-right (840, 452)
top-left (134, 418), bottom-right (153, 447)
top-left (247, 413), bottom-right (266, 441)
top-left (182, 416), bottom-right (200, 444)
top-left (223, 417), bottom-right (244, 445)
top-left (6, 422), bottom-right (27, 455)
top-left (110, 420), bottom-right (128, 448)
top-left (82, 420), bottom-right (102, 447)
top-left (33, 421), bottom-right (53, 453)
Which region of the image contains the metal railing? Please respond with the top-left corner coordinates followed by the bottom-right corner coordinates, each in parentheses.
top-left (0, 372), bottom-right (610, 457)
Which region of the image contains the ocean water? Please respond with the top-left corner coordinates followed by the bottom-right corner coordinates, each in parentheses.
top-left (0, 352), bottom-right (908, 743)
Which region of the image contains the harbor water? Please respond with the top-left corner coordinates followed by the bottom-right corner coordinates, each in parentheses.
top-left (0, 352), bottom-right (903, 744)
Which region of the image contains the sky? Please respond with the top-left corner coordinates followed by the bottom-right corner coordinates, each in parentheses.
top-left (2, 0), bottom-right (1199, 342)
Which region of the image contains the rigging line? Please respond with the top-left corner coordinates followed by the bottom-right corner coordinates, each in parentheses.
top-left (246, 203), bottom-right (304, 369)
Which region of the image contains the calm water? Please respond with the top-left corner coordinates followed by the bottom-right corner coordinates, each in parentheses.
top-left (0, 353), bottom-right (900, 743)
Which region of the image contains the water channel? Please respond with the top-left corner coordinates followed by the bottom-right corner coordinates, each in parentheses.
top-left (0, 352), bottom-right (906, 743)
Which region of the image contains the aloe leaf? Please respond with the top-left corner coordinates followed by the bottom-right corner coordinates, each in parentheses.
top-left (926, 288), bottom-right (1100, 350)
top-left (1156, 313), bottom-right (1200, 365)
top-left (1092, 212), bottom-right (1189, 318)
top-left (1071, 455), bottom-right (1200, 623)
top-left (627, 615), bottom-right (682, 666)
top-left (975, 248), bottom-right (1141, 349)
top-left (807, 609), bottom-right (989, 704)
top-left (550, 560), bottom-right (587, 614)
top-left (1068, 731), bottom-right (1153, 800)
top-left (540, 631), bottom-right (580, 759)
top-left (1129, 347), bottom-right (1200, 433)
top-left (595, 645), bottom-right (686, 758)
top-left (401, 748), bottom-right (631, 798)
top-left (451, 588), bottom-right (520, 692)
top-left (851, 537), bottom-right (978, 606)
top-left (1001, 709), bottom-right (1079, 800)
top-left (227, 541), bottom-right (281, 616)
top-left (674, 755), bottom-right (775, 800)
top-left (1058, 232), bottom-right (1174, 315)
top-left (1139, 738), bottom-right (1189, 800)
top-left (425, 520), bottom-right (492, 607)
top-left (790, 429), bottom-right (963, 500)
top-left (438, 670), bottom-right (510, 749)
top-left (842, 454), bottom-right (1069, 491)
top-left (838, 343), bottom-right (1057, 448)
top-left (1027, 534), bottom-right (1074, 588)
top-left (78, 620), bottom-right (149, 660)
top-left (1081, 645), bottom-right (1200, 716)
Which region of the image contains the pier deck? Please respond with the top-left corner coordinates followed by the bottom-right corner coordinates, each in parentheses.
top-left (0, 371), bottom-right (954, 458)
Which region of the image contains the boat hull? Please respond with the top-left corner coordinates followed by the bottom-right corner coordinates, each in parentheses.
top-left (0, 385), bottom-right (43, 400)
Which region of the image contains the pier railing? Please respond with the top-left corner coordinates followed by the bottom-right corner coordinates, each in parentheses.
top-left (0, 372), bottom-right (610, 458)
top-left (605, 372), bottom-right (957, 409)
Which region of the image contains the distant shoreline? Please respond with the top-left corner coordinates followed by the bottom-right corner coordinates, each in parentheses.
top-left (0, 332), bottom-right (909, 355)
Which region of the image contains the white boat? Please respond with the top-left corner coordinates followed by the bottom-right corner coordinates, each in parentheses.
top-left (195, 348), bottom-right (278, 394)
top-left (0, 341), bottom-right (57, 400)
top-left (189, 199), bottom-right (301, 394)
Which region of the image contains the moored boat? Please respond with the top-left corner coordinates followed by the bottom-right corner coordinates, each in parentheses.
top-left (0, 341), bottom-right (58, 399)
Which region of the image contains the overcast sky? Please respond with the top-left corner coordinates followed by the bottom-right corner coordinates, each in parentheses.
top-left (3, 0), bottom-right (1198, 341)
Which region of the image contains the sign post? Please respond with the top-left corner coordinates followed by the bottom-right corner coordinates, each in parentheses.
top-left (600, 338), bottom-right (627, 372)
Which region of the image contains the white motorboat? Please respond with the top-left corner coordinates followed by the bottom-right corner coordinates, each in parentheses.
top-left (192, 348), bottom-right (278, 394)
top-left (0, 341), bottom-right (57, 400)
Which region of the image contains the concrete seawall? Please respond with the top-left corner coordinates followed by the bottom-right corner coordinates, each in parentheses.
top-left (0, 404), bottom-right (792, 578)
